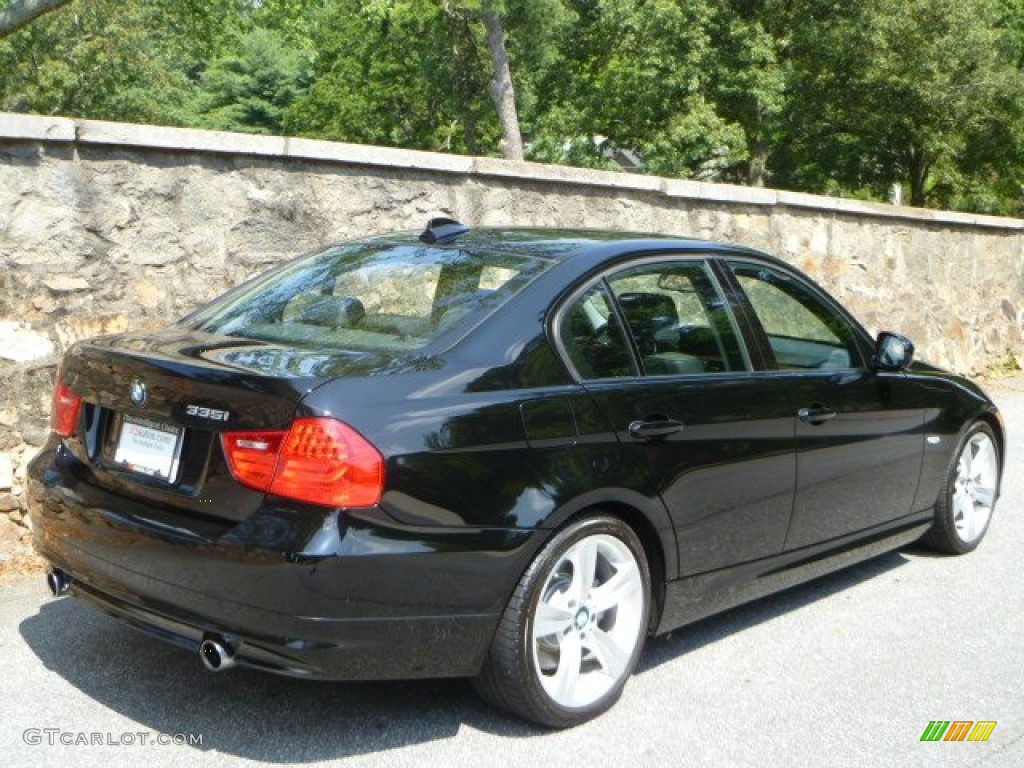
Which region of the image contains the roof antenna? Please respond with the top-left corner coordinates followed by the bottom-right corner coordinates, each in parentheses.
top-left (420, 217), bottom-right (470, 244)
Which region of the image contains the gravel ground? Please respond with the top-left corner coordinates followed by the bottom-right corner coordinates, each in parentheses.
top-left (1, 383), bottom-right (1021, 768)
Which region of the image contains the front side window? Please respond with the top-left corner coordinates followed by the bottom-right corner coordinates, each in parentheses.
top-left (187, 243), bottom-right (551, 353)
top-left (729, 262), bottom-right (863, 370)
top-left (607, 260), bottom-right (747, 375)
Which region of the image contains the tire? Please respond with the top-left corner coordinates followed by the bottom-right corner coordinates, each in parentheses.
top-left (473, 514), bottom-right (651, 728)
top-left (920, 421), bottom-right (1001, 554)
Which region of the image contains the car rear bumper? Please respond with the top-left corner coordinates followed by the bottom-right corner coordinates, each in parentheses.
top-left (43, 570), bottom-right (500, 679)
top-left (28, 441), bottom-right (539, 680)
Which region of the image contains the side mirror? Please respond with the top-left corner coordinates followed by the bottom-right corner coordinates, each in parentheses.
top-left (873, 332), bottom-right (915, 372)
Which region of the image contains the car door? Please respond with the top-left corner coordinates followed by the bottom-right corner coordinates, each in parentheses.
top-left (723, 259), bottom-right (927, 550)
top-left (555, 256), bottom-right (796, 578)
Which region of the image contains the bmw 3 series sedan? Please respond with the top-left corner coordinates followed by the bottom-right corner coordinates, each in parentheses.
top-left (29, 218), bottom-right (1003, 727)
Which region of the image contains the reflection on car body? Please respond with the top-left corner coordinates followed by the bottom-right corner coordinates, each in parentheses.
top-left (30, 218), bottom-right (1003, 727)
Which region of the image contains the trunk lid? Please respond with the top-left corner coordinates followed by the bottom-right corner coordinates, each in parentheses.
top-left (58, 328), bottom-right (393, 523)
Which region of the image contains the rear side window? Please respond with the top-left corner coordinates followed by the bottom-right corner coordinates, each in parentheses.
top-left (559, 284), bottom-right (639, 379)
top-left (187, 243), bottom-right (551, 352)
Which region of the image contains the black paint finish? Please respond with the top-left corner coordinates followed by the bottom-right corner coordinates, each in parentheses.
top-left (28, 227), bottom-right (1002, 681)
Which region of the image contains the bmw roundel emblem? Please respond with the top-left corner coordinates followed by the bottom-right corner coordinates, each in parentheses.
top-left (129, 378), bottom-right (147, 407)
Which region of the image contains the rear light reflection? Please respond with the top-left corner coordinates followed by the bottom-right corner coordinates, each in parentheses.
top-left (221, 418), bottom-right (384, 508)
top-left (51, 379), bottom-right (82, 437)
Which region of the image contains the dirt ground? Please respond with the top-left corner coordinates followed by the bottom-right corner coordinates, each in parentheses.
top-left (0, 547), bottom-right (45, 584)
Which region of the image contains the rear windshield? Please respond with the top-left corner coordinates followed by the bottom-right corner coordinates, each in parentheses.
top-left (186, 242), bottom-right (552, 352)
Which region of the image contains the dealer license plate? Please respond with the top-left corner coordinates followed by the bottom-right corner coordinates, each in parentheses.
top-left (113, 415), bottom-right (184, 482)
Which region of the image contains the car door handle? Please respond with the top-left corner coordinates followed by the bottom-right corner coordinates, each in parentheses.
top-left (798, 406), bottom-right (837, 425)
top-left (628, 419), bottom-right (685, 439)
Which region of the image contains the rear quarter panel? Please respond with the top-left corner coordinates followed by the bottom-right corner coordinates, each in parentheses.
top-left (297, 342), bottom-right (680, 576)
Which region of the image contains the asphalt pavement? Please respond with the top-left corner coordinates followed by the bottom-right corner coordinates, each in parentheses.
top-left (2, 385), bottom-right (1022, 768)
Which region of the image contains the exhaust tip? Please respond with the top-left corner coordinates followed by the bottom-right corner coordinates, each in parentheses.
top-left (46, 569), bottom-right (71, 597)
top-left (199, 637), bottom-right (236, 671)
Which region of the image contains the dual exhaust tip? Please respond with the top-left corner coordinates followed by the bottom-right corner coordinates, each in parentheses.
top-left (46, 568), bottom-right (237, 672)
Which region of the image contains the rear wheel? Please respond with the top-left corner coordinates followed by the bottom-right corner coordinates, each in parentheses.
top-left (474, 515), bottom-right (650, 728)
top-left (921, 422), bottom-right (1000, 554)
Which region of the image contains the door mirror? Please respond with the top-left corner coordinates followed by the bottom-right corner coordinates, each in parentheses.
top-left (873, 332), bottom-right (915, 371)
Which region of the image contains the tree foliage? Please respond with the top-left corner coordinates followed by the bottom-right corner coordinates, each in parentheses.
top-left (530, 0), bottom-right (747, 177)
top-left (783, 0), bottom-right (1024, 208)
top-left (284, 0), bottom-right (499, 152)
top-left (1, 0), bottom-right (184, 121)
top-left (2, 0), bottom-right (1024, 213)
top-left (196, 28), bottom-right (311, 135)
top-left (708, 1), bottom-right (792, 186)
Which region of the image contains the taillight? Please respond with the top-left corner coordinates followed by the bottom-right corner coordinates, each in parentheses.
top-left (221, 418), bottom-right (384, 508)
top-left (220, 431), bottom-right (286, 490)
top-left (51, 374), bottom-right (82, 437)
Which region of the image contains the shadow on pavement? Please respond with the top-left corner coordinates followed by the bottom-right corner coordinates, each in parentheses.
top-left (20, 597), bottom-right (541, 760)
top-left (638, 549), bottom-right (909, 673)
top-left (19, 549), bottom-right (909, 761)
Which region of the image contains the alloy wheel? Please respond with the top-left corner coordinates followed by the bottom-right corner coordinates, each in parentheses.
top-left (951, 431), bottom-right (999, 545)
top-left (530, 533), bottom-right (645, 709)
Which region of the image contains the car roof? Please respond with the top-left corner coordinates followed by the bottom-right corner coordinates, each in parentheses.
top-left (362, 227), bottom-right (763, 264)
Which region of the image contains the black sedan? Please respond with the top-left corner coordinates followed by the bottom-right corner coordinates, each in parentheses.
top-left (29, 218), bottom-right (1003, 727)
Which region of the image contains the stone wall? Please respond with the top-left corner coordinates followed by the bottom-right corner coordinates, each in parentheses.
top-left (1, 111), bottom-right (1023, 549)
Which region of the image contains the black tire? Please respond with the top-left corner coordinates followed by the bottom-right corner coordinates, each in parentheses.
top-left (920, 421), bottom-right (1001, 555)
top-left (473, 514), bottom-right (651, 728)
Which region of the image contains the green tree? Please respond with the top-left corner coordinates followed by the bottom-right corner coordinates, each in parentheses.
top-left (194, 28), bottom-right (312, 135)
top-left (4, 0), bottom-right (1024, 216)
top-left (434, 0), bottom-right (572, 160)
top-left (532, 0), bottom-right (746, 179)
top-left (784, 0), bottom-right (1024, 207)
top-left (0, 0), bottom-right (246, 123)
top-left (477, 1), bottom-right (524, 159)
top-left (249, 0), bottom-right (323, 48)
top-left (285, 0), bottom-right (499, 153)
top-left (0, 0), bottom-right (184, 121)
top-left (710, 1), bottom-right (792, 186)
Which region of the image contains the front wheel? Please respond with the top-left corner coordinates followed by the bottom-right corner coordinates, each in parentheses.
top-left (473, 515), bottom-right (651, 728)
top-left (921, 421), bottom-right (1001, 554)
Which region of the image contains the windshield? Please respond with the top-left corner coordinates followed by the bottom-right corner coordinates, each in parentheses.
top-left (186, 242), bottom-right (552, 353)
